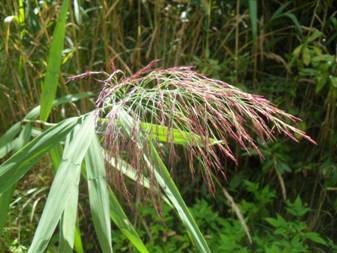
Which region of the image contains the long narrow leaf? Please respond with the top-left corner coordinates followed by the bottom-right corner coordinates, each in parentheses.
top-left (74, 224), bottom-right (84, 253)
top-left (0, 187), bottom-right (15, 233)
top-left (0, 123), bottom-right (33, 233)
top-left (49, 141), bottom-right (82, 253)
top-left (29, 92), bottom-right (92, 120)
top-left (85, 135), bottom-right (113, 253)
top-left (107, 157), bottom-right (172, 207)
top-left (0, 116), bottom-right (79, 193)
top-left (0, 122), bottom-right (21, 159)
top-left (140, 122), bottom-right (219, 146)
top-left (108, 189), bottom-right (149, 253)
top-left (40, 0), bottom-right (69, 121)
top-left (28, 114), bottom-right (95, 253)
top-left (107, 157), bottom-right (150, 189)
top-left (118, 110), bottom-right (211, 253)
top-left (58, 177), bottom-right (80, 253)
top-left (145, 143), bottom-right (211, 253)
top-left (248, 0), bottom-right (258, 45)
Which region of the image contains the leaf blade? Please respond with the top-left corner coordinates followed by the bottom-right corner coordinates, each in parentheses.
top-left (0, 117), bottom-right (79, 193)
top-left (28, 113), bottom-right (95, 253)
top-left (85, 135), bottom-right (113, 253)
top-left (40, 0), bottom-right (69, 121)
top-left (108, 189), bottom-right (149, 253)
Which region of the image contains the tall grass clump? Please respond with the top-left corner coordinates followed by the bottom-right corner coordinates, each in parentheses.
top-left (0, 60), bottom-right (315, 252)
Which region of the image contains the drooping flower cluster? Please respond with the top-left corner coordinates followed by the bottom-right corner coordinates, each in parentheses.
top-left (81, 61), bottom-right (314, 196)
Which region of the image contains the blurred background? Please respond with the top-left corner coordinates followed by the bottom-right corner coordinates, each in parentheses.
top-left (0, 0), bottom-right (336, 252)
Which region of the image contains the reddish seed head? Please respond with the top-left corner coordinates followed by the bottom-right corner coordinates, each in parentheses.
top-left (92, 61), bottom-right (315, 199)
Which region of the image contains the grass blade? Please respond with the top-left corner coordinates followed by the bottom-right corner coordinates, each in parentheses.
top-left (107, 157), bottom-right (172, 207)
top-left (0, 187), bottom-right (15, 233)
top-left (0, 116), bottom-right (79, 193)
top-left (108, 189), bottom-right (149, 253)
top-left (85, 135), bottom-right (113, 253)
top-left (58, 174), bottom-right (80, 253)
top-left (107, 157), bottom-right (150, 189)
top-left (28, 113), bottom-right (95, 253)
top-left (74, 224), bottom-right (84, 253)
top-left (49, 141), bottom-right (82, 253)
top-left (118, 110), bottom-right (211, 253)
top-left (40, 0), bottom-right (69, 121)
top-left (29, 92), bottom-right (92, 120)
top-left (248, 0), bottom-right (258, 45)
top-left (0, 123), bottom-right (33, 233)
top-left (140, 122), bottom-right (219, 146)
top-left (0, 122), bottom-right (21, 159)
top-left (145, 142), bottom-right (211, 253)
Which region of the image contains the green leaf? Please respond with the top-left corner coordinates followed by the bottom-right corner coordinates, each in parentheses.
top-left (57, 134), bottom-right (80, 253)
top-left (85, 135), bottom-right (113, 253)
top-left (140, 122), bottom-right (219, 146)
top-left (48, 137), bottom-right (83, 253)
top-left (304, 232), bottom-right (327, 245)
top-left (0, 117), bottom-right (79, 193)
top-left (98, 118), bottom-right (220, 146)
top-left (286, 196), bottom-right (310, 217)
top-left (0, 122), bottom-right (21, 159)
top-left (40, 0), bottom-right (69, 121)
top-left (109, 190), bottom-right (149, 253)
top-left (58, 174), bottom-right (80, 253)
top-left (29, 92), bottom-right (92, 120)
top-left (248, 0), bottom-right (258, 45)
top-left (74, 224), bottom-right (84, 253)
top-left (0, 186), bottom-right (15, 233)
top-left (306, 29), bottom-right (323, 43)
top-left (28, 113), bottom-right (95, 253)
top-left (302, 47), bottom-right (311, 66)
top-left (108, 157), bottom-right (150, 189)
top-left (107, 157), bottom-right (172, 207)
top-left (73, 0), bottom-right (82, 24)
top-left (265, 215), bottom-right (287, 228)
top-left (118, 110), bottom-right (211, 253)
top-left (0, 122), bottom-right (33, 233)
top-left (145, 142), bottom-right (211, 253)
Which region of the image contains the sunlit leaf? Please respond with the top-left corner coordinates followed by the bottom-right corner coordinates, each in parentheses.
top-left (40, 0), bottom-right (69, 121)
top-left (85, 135), bottom-right (113, 253)
top-left (0, 117), bottom-right (79, 193)
top-left (28, 113), bottom-right (95, 253)
top-left (109, 190), bottom-right (149, 253)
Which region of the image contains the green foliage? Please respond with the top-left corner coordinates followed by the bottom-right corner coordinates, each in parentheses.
top-left (110, 190), bottom-right (336, 253)
top-left (0, 0), bottom-right (337, 252)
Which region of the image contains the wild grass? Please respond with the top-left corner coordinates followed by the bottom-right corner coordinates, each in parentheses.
top-left (0, 0), bottom-right (336, 252)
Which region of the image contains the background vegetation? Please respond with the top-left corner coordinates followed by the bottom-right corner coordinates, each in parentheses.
top-left (0, 0), bottom-right (336, 252)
